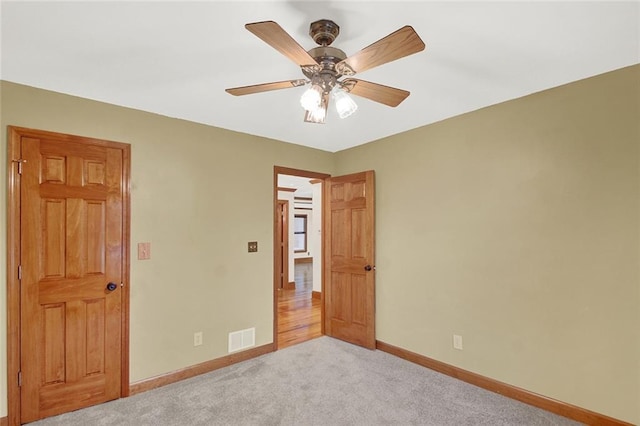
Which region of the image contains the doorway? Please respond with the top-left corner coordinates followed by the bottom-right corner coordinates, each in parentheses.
top-left (6, 127), bottom-right (131, 424)
top-left (273, 167), bottom-right (377, 350)
top-left (273, 166), bottom-right (329, 349)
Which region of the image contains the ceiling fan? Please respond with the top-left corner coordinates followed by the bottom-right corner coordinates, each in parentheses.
top-left (225, 19), bottom-right (426, 124)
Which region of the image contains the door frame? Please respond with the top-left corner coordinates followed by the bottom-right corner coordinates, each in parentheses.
top-left (273, 166), bottom-right (330, 349)
top-left (6, 126), bottom-right (131, 425)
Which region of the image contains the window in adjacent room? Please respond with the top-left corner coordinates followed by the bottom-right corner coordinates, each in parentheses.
top-left (293, 214), bottom-right (307, 253)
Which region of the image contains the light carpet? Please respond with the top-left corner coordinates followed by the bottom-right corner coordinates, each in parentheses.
top-left (32, 336), bottom-right (582, 425)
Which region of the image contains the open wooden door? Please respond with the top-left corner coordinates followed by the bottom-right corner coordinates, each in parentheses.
top-left (12, 128), bottom-right (129, 423)
top-left (275, 200), bottom-right (289, 290)
top-left (324, 170), bottom-right (375, 349)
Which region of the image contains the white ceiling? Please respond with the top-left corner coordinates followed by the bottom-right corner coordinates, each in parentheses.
top-left (1, 1), bottom-right (638, 153)
top-left (278, 174), bottom-right (314, 197)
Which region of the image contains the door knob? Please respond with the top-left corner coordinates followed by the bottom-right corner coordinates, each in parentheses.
top-left (106, 282), bottom-right (118, 292)
top-left (364, 265), bottom-right (373, 271)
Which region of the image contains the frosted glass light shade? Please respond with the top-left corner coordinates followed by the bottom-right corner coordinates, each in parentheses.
top-left (306, 104), bottom-right (327, 123)
top-left (333, 88), bottom-right (358, 119)
top-left (300, 84), bottom-right (323, 111)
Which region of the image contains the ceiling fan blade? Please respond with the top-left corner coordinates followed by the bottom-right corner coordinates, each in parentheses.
top-left (336, 26), bottom-right (425, 76)
top-left (226, 79), bottom-right (307, 96)
top-left (245, 21), bottom-right (319, 68)
top-left (341, 79), bottom-right (410, 107)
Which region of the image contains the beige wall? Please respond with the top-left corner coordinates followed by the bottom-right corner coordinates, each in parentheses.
top-left (1, 65), bottom-right (638, 423)
top-left (0, 81), bottom-right (334, 416)
top-left (334, 65), bottom-right (640, 424)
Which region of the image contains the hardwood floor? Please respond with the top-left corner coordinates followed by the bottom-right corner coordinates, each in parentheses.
top-left (277, 262), bottom-right (322, 349)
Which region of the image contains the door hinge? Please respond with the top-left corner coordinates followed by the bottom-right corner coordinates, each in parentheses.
top-left (12, 159), bottom-right (27, 174)
top-left (18, 265), bottom-right (22, 280)
top-left (18, 371), bottom-right (22, 387)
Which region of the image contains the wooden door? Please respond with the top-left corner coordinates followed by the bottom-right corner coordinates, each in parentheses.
top-left (324, 171), bottom-right (375, 349)
top-left (19, 132), bottom-right (126, 422)
top-left (276, 200), bottom-right (289, 290)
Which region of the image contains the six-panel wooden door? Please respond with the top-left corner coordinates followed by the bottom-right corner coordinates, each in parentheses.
top-left (19, 133), bottom-right (125, 422)
top-left (324, 171), bottom-right (376, 349)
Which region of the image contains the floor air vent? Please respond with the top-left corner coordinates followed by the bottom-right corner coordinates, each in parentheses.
top-left (228, 327), bottom-right (255, 353)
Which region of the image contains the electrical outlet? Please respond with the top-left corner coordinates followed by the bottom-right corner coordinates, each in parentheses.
top-left (453, 334), bottom-right (463, 350)
top-left (194, 331), bottom-right (203, 347)
top-left (248, 241), bottom-right (258, 253)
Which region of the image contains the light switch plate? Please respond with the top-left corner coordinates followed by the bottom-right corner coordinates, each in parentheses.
top-left (248, 241), bottom-right (258, 253)
top-left (138, 242), bottom-right (151, 260)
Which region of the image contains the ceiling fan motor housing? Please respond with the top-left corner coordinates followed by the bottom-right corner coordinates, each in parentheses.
top-left (305, 46), bottom-right (347, 72)
top-left (303, 46), bottom-right (348, 93)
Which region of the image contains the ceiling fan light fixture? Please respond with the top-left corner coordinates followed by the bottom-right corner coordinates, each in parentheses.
top-left (333, 88), bottom-right (358, 119)
top-left (305, 103), bottom-right (327, 124)
top-left (300, 84), bottom-right (323, 111)
top-left (304, 92), bottom-right (329, 124)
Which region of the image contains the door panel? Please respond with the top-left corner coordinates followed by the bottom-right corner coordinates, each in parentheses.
top-left (324, 170), bottom-right (375, 349)
top-left (20, 135), bottom-right (124, 422)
